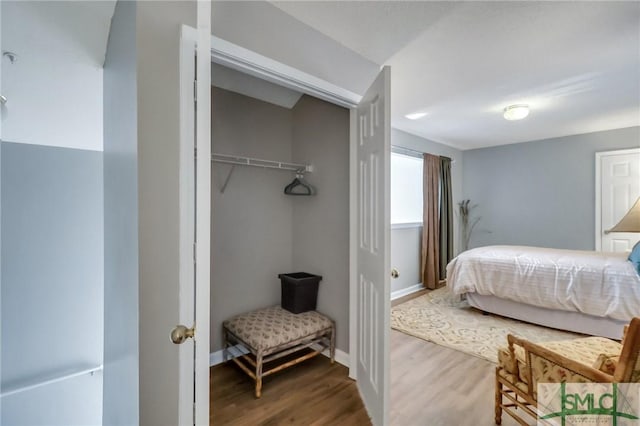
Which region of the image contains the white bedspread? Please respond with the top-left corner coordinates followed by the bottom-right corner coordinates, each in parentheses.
top-left (446, 245), bottom-right (640, 322)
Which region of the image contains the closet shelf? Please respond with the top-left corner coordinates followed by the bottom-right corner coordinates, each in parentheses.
top-left (211, 153), bottom-right (313, 173)
top-left (211, 153), bottom-right (314, 194)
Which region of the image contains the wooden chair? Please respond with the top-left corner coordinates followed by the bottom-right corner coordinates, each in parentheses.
top-left (495, 317), bottom-right (640, 425)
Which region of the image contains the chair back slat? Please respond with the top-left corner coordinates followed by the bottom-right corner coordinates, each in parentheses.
top-left (614, 317), bottom-right (640, 382)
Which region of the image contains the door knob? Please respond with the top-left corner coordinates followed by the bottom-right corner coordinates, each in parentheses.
top-left (391, 268), bottom-right (399, 279)
top-left (171, 324), bottom-right (195, 344)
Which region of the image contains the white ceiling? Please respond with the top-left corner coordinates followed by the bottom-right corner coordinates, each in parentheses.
top-left (2, 1), bottom-right (116, 151)
top-left (271, 1), bottom-right (640, 150)
top-left (3, 1), bottom-right (116, 67)
top-left (6, 2), bottom-right (636, 151)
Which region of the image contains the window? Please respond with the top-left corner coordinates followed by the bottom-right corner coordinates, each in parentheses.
top-left (391, 152), bottom-right (423, 225)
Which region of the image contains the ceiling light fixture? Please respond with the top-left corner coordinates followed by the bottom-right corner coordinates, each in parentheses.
top-left (503, 104), bottom-right (530, 121)
top-left (405, 112), bottom-right (428, 120)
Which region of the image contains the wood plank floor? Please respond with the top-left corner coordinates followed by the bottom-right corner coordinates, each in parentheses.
top-left (210, 354), bottom-right (370, 425)
top-left (389, 330), bottom-right (523, 426)
top-left (211, 291), bottom-right (529, 425)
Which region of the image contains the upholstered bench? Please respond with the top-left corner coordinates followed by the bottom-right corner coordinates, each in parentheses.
top-left (223, 306), bottom-right (335, 398)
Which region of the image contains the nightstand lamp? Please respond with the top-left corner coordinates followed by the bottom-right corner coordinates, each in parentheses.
top-left (606, 196), bottom-right (640, 233)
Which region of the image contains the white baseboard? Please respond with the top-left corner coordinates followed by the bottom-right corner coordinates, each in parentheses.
top-left (209, 344), bottom-right (249, 366)
top-left (210, 345), bottom-right (350, 369)
top-left (333, 348), bottom-right (350, 368)
top-left (311, 344), bottom-right (350, 368)
top-left (390, 282), bottom-right (424, 301)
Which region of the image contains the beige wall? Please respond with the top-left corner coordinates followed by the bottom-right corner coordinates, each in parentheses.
top-left (136, 3), bottom-right (196, 425)
top-left (291, 95), bottom-right (350, 352)
top-left (210, 90), bottom-right (350, 353)
top-left (210, 88), bottom-right (294, 351)
top-left (211, 1), bottom-right (379, 96)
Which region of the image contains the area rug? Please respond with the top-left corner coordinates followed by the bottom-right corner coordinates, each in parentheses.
top-left (391, 287), bottom-right (583, 363)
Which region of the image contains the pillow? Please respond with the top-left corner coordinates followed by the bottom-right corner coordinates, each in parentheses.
top-left (629, 240), bottom-right (640, 275)
top-left (592, 353), bottom-right (619, 375)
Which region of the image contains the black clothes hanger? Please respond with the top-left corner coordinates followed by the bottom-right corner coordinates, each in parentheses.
top-left (284, 173), bottom-right (315, 196)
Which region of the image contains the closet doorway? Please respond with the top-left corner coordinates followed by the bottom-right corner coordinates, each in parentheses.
top-left (209, 37), bottom-right (391, 424)
top-left (209, 63), bottom-right (352, 366)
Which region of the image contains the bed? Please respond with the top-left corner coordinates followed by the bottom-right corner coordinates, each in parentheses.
top-left (446, 245), bottom-right (640, 339)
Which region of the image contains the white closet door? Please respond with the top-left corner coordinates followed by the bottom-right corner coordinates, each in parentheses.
top-left (354, 66), bottom-right (391, 426)
top-left (597, 148), bottom-right (640, 252)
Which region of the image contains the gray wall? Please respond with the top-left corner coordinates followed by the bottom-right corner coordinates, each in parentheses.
top-left (1, 142), bottom-right (103, 424)
top-left (135, 2), bottom-right (196, 425)
top-left (390, 129), bottom-right (464, 294)
top-left (463, 126), bottom-right (640, 250)
top-left (390, 227), bottom-right (422, 294)
top-left (102, 1), bottom-right (139, 424)
top-left (210, 88), bottom-right (294, 352)
top-left (291, 95), bottom-right (350, 352)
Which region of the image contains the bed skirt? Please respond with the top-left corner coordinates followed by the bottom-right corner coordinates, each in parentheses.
top-left (466, 292), bottom-right (627, 340)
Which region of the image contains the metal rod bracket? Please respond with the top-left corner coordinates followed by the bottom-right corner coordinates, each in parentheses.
top-left (220, 165), bottom-right (235, 193)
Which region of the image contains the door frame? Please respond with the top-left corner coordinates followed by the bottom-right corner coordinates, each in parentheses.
top-left (210, 36), bottom-right (361, 109)
top-left (209, 35), bottom-right (369, 381)
top-left (595, 147), bottom-right (640, 251)
top-left (178, 25), bottom-right (196, 426)
top-left (194, 7), bottom-right (211, 425)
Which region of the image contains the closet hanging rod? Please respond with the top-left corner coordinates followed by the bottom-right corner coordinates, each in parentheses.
top-left (391, 145), bottom-right (455, 164)
top-left (211, 153), bottom-right (313, 173)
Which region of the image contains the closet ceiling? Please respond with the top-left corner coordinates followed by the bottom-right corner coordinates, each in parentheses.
top-left (212, 64), bottom-right (303, 109)
top-left (271, 1), bottom-right (640, 149)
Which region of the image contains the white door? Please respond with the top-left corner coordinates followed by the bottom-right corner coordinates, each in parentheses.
top-left (176, 26), bottom-right (197, 426)
top-left (175, 16), bottom-right (211, 426)
top-left (354, 66), bottom-right (391, 426)
top-left (193, 13), bottom-right (212, 421)
top-left (596, 148), bottom-right (640, 252)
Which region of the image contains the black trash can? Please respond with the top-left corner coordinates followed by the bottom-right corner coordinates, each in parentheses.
top-left (278, 272), bottom-right (322, 314)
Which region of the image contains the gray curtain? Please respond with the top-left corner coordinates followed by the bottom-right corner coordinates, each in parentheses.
top-left (439, 157), bottom-right (453, 278)
top-left (421, 154), bottom-right (441, 289)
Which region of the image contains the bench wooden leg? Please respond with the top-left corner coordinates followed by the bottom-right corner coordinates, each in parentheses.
top-left (255, 351), bottom-right (263, 398)
top-left (223, 327), bottom-right (229, 363)
top-left (330, 325), bottom-right (336, 364)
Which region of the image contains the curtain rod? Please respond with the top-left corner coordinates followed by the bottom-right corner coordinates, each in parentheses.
top-left (391, 145), bottom-right (455, 164)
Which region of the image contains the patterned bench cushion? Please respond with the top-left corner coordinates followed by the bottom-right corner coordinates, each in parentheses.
top-left (223, 306), bottom-right (333, 351)
top-left (498, 336), bottom-right (622, 384)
